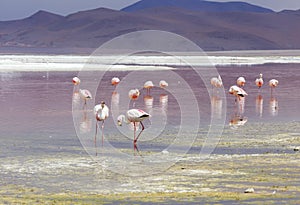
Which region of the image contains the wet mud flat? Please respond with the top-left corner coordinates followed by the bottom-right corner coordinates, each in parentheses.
top-left (0, 121), bottom-right (299, 204)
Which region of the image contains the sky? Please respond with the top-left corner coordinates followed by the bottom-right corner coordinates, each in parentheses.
top-left (0, 0), bottom-right (299, 21)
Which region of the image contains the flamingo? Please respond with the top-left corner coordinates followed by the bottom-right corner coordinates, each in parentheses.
top-left (94, 101), bottom-right (109, 154)
top-left (111, 77), bottom-right (120, 87)
top-left (72, 76), bottom-right (81, 92)
top-left (210, 75), bottom-right (223, 88)
top-left (129, 88), bottom-right (140, 107)
top-left (237, 76), bottom-right (246, 87)
top-left (229, 85), bottom-right (248, 99)
top-left (144, 81), bottom-right (154, 95)
top-left (117, 109), bottom-right (150, 150)
top-left (128, 88), bottom-right (140, 100)
top-left (159, 80), bottom-right (168, 89)
top-left (255, 73), bottom-right (264, 89)
top-left (72, 76), bottom-right (80, 85)
top-left (269, 79), bottom-right (278, 96)
top-left (79, 89), bottom-right (92, 107)
top-left (229, 85), bottom-right (247, 114)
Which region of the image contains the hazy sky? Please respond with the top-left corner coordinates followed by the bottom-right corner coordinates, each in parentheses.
top-left (0, 0), bottom-right (299, 21)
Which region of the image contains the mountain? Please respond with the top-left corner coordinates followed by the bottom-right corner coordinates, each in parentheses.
top-left (122, 0), bottom-right (273, 13)
top-left (0, 2), bottom-right (299, 54)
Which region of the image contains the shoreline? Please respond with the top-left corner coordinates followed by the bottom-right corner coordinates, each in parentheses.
top-left (0, 50), bottom-right (299, 72)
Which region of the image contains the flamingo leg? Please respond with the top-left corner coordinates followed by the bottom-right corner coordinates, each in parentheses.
top-left (101, 120), bottom-right (104, 147)
top-left (95, 121), bottom-right (98, 156)
top-left (135, 121), bottom-right (145, 143)
top-left (83, 99), bottom-right (87, 110)
top-left (133, 122), bottom-right (136, 151)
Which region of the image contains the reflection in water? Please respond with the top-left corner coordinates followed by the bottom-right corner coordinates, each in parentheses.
top-left (80, 110), bottom-right (92, 134)
top-left (255, 94), bottom-right (263, 117)
top-left (230, 96), bottom-right (247, 129)
top-left (144, 95), bottom-right (154, 112)
top-left (159, 94), bottom-right (168, 112)
top-left (72, 92), bottom-right (81, 107)
top-left (229, 115), bottom-right (248, 129)
top-left (211, 96), bottom-right (223, 120)
top-left (111, 92), bottom-right (120, 107)
top-left (269, 97), bottom-right (279, 116)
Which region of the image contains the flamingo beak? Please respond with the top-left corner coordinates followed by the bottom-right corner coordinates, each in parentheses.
top-left (117, 121), bottom-right (122, 126)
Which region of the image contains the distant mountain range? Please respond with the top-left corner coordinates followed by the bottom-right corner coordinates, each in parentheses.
top-left (122, 0), bottom-right (273, 13)
top-left (0, 0), bottom-right (299, 54)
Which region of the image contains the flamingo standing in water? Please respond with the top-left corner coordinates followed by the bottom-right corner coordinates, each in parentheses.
top-left (210, 75), bottom-right (223, 94)
top-left (72, 76), bottom-right (80, 85)
top-left (94, 101), bottom-right (109, 154)
top-left (237, 76), bottom-right (246, 87)
top-left (129, 88), bottom-right (140, 107)
top-left (210, 75), bottom-right (223, 88)
top-left (72, 76), bottom-right (81, 92)
top-left (144, 81), bottom-right (154, 95)
top-left (79, 89), bottom-right (92, 107)
top-left (111, 77), bottom-right (120, 87)
top-left (255, 73), bottom-right (264, 89)
top-left (229, 85), bottom-right (248, 99)
top-left (229, 85), bottom-right (247, 114)
top-left (269, 79), bottom-right (278, 96)
top-left (117, 109), bottom-right (150, 151)
top-left (129, 88), bottom-right (140, 100)
top-left (159, 80), bottom-right (168, 89)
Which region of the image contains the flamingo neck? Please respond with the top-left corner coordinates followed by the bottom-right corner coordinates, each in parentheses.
top-left (119, 115), bottom-right (130, 124)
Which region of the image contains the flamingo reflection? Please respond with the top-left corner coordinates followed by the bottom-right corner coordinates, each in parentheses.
top-left (229, 115), bottom-right (248, 129)
top-left (79, 109), bottom-right (92, 134)
top-left (211, 96), bottom-right (223, 120)
top-left (159, 94), bottom-right (168, 112)
top-left (144, 95), bottom-right (153, 112)
top-left (269, 97), bottom-right (279, 116)
top-left (255, 94), bottom-right (263, 117)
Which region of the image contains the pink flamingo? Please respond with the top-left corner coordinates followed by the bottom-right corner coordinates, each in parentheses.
top-left (144, 81), bottom-right (154, 95)
top-left (72, 76), bottom-right (80, 85)
top-left (269, 79), bottom-right (278, 96)
top-left (72, 76), bottom-right (81, 92)
top-left (111, 77), bottom-right (120, 87)
top-left (237, 76), bottom-right (246, 87)
top-left (159, 80), bottom-right (168, 89)
top-left (117, 109), bottom-right (150, 151)
top-left (229, 85), bottom-right (247, 114)
top-left (210, 75), bottom-right (223, 88)
top-left (129, 88), bottom-right (140, 107)
top-left (255, 73), bottom-right (264, 89)
top-left (210, 75), bottom-right (223, 94)
top-left (128, 88), bottom-right (140, 100)
top-left (94, 101), bottom-right (109, 155)
top-left (229, 85), bottom-right (248, 99)
top-left (79, 89), bottom-right (92, 107)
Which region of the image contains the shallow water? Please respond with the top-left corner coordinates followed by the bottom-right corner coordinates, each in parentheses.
top-left (0, 63), bottom-right (299, 203)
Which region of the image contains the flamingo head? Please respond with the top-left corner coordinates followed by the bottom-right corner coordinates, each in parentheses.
top-left (101, 101), bottom-right (105, 108)
top-left (72, 77), bottom-right (80, 85)
top-left (117, 115), bottom-right (123, 126)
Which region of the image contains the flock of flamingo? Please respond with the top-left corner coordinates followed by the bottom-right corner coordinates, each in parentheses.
top-left (211, 73), bottom-right (279, 128)
top-left (72, 76), bottom-right (169, 152)
top-left (211, 73), bottom-right (279, 100)
top-left (72, 73), bottom-right (279, 151)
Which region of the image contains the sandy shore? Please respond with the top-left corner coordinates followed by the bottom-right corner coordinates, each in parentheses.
top-left (1, 121), bottom-right (299, 204)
